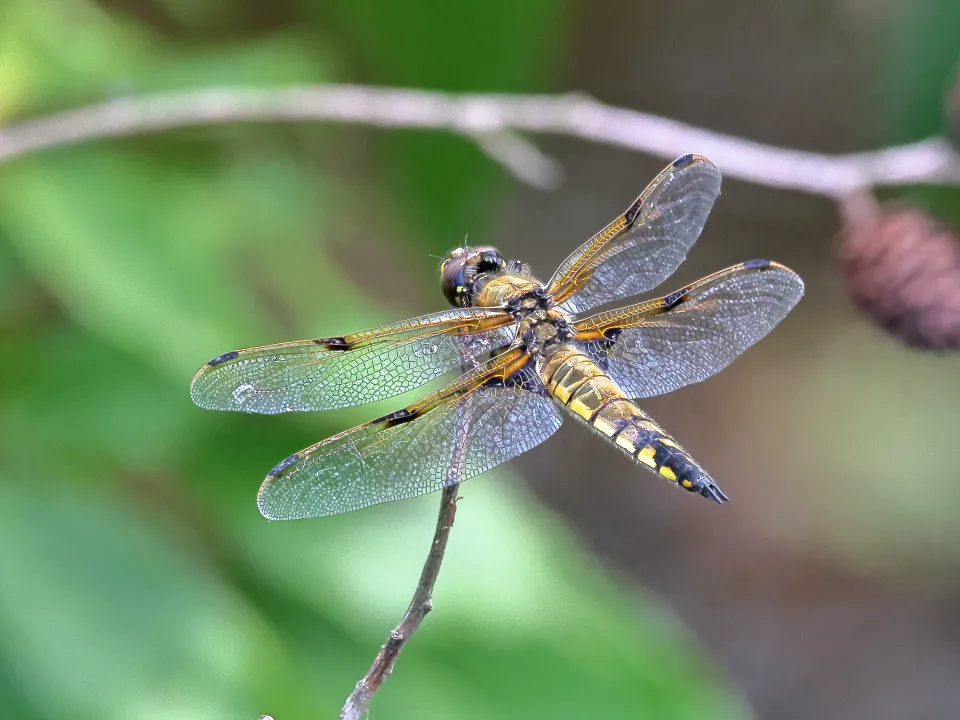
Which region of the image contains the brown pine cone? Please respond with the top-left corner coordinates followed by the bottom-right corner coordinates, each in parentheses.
top-left (839, 202), bottom-right (960, 349)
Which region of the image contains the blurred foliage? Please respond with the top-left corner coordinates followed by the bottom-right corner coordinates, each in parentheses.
top-left (777, 0), bottom-right (960, 577)
top-left (877, 0), bottom-right (960, 226)
top-left (0, 1), bottom-right (747, 718)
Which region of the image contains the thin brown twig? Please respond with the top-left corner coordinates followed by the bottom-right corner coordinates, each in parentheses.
top-left (2, 83), bottom-right (960, 196)
top-left (339, 338), bottom-right (477, 719)
top-left (339, 483), bottom-right (460, 719)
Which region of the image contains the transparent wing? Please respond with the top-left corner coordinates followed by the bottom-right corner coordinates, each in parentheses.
top-left (548, 154), bottom-right (722, 314)
top-left (574, 260), bottom-right (804, 399)
top-left (257, 349), bottom-right (563, 519)
top-left (190, 308), bottom-right (515, 414)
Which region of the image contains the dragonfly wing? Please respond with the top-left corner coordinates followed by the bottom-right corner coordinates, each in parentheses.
top-left (190, 308), bottom-right (515, 414)
top-left (257, 349), bottom-right (563, 519)
top-left (574, 260), bottom-right (804, 399)
top-left (548, 155), bottom-right (721, 314)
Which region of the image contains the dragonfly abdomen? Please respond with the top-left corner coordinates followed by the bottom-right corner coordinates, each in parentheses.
top-left (542, 348), bottom-right (729, 503)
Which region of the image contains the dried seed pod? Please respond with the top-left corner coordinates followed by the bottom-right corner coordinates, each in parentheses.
top-left (838, 200), bottom-right (960, 349)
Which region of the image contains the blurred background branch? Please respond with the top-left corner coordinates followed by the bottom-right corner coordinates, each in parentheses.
top-left (1, 83), bottom-right (959, 197)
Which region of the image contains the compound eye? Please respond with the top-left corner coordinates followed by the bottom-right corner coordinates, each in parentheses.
top-left (440, 257), bottom-right (468, 306)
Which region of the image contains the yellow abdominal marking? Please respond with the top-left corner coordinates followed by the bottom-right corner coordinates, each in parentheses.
top-left (659, 466), bottom-right (678, 481)
top-left (636, 446), bottom-right (657, 468)
top-left (543, 349), bottom-right (705, 489)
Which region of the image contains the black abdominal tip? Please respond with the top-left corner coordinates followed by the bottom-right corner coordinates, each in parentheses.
top-left (700, 481), bottom-right (730, 504)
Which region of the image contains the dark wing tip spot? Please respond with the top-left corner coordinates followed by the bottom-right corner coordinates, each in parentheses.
top-left (672, 153), bottom-right (717, 172)
top-left (742, 258), bottom-right (772, 270)
top-left (268, 453), bottom-right (300, 478)
top-left (207, 350), bottom-right (240, 367)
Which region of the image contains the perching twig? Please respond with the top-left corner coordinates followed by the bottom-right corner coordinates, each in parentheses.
top-left (339, 337), bottom-right (477, 719)
top-left (2, 83), bottom-right (960, 196)
top-left (339, 483), bottom-right (460, 719)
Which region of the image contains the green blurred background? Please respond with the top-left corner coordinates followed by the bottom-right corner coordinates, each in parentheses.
top-left (2, 1), bottom-right (960, 718)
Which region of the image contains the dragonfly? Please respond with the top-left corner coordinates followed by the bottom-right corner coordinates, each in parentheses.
top-left (191, 154), bottom-right (804, 520)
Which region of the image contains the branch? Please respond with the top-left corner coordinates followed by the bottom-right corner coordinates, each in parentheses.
top-left (340, 483), bottom-right (460, 720)
top-left (2, 83), bottom-right (959, 197)
top-left (339, 337), bottom-right (476, 719)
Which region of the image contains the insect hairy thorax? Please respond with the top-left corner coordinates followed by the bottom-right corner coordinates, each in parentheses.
top-left (505, 288), bottom-right (574, 360)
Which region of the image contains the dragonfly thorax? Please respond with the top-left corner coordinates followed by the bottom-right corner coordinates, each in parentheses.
top-left (509, 292), bottom-right (574, 358)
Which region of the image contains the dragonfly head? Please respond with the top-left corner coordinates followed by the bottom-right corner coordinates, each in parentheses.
top-left (440, 245), bottom-right (506, 306)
